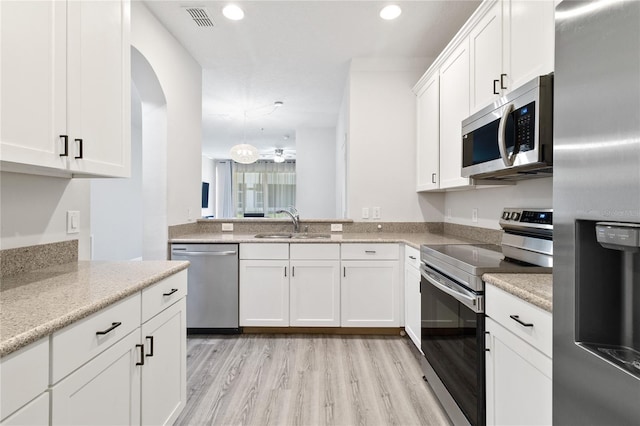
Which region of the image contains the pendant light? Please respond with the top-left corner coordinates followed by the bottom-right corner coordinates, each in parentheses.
top-left (229, 111), bottom-right (259, 164)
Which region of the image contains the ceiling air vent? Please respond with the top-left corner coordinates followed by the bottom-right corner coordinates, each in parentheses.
top-left (183, 7), bottom-right (214, 28)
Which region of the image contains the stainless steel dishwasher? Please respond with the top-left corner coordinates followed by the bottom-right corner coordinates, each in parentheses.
top-left (170, 243), bottom-right (239, 334)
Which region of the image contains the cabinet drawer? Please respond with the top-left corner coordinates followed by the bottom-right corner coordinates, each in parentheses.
top-left (341, 243), bottom-right (399, 260)
top-left (405, 245), bottom-right (420, 269)
top-left (485, 284), bottom-right (552, 358)
top-left (290, 243), bottom-right (339, 260)
top-left (141, 270), bottom-right (187, 323)
top-left (0, 338), bottom-right (48, 422)
top-left (240, 243), bottom-right (289, 260)
top-left (51, 293), bottom-right (141, 384)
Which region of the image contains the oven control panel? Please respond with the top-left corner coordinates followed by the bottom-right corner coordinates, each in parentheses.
top-left (500, 208), bottom-right (553, 232)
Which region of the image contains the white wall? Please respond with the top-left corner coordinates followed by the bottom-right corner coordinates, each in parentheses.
top-left (0, 172), bottom-right (91, 258)
top-left (89, 87), bottom-right (144, 261)
top-left (201, 157), bottom-right (215, 218)
top-left (346, 58), bottom-right (444, 222)
top-left (445, 178), bottom-right (553, 229)
top-left (296, 127), bottom-right (336, 218)
top-left (131, 2), bottom-right (202, 226)
top-left (335, 83), bottom-right (349, 218)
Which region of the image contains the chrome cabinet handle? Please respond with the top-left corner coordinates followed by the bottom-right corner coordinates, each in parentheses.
top-left (510, 314), bottom-right (534, 327)
top-left (163, 288), bottom-right (178, 296)
top-left (365, 250), bottom-right (376, 254)
top-left (409, 256), bottom-right (416, 260)
top-left (96, 322), bottom-right (122, 336)
top-left (431, 173), bottom-right (436, 183)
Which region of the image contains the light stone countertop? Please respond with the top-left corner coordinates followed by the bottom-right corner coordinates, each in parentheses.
top-left (482, 273), bottom-right (553, 312)
top-left (170, 231), bottom-right (479, 250)
top-left (0, 260), bottom-right (190, 357)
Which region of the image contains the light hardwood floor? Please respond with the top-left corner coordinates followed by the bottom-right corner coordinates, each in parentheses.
top-left (174, 334), bottom-right (451, 426)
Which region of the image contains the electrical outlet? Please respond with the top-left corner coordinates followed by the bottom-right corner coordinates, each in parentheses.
top-left (222, 223), bottom-right (234, 232)
top-left (67, 211), bottom-right (80, 234)
top-left (331, 223), bottom-right (343, 232)
top-left (472, 208), bottom-right (478, 223)
top-left (362, 207), bottom-right (369, 219)
top-left (372, 207), bottom-right (381, 220)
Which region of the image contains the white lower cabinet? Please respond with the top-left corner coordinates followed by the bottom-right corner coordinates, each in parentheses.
top-left (340, 244), bottom-right (400, 327)
top-left (485, 284), bottom-right (552, 426)
top-left (51, 330), bottom-right (142, 425)
top-left (0, 338), bottom-right (49, 425)
top-left (141, 298), bottom-right (187, 426)
top-left (0, 393), bottom-right (49, 426)
top-left (1, 270), bottom-right (188, 426)
top-left (404, 246), bottom-right (422, 351)
top-left (240, 259), bottom-right (290, 326)
top-left (289, 261), bottom-right (340, 326)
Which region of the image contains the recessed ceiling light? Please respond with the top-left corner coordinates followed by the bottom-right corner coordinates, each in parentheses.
top-left (222, 4), bottom-right (244, 21)
top-left (380, 5), bottom-right (402, 20)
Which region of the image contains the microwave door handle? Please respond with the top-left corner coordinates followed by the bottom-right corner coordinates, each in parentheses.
top-left (498, 103), bottom-right (517, 166)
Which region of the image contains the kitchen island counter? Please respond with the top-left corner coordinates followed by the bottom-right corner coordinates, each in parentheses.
top-left (0, 260), bottom-right (189, 357)
top-left (482, 273), bottom-right (552, 312)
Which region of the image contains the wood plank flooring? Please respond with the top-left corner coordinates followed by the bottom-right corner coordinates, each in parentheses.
top-left (174, 334), bottom-right (451, 426)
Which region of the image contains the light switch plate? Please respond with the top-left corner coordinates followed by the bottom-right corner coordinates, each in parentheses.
top-left (67, 211), bottom-right (80, 234)
top-left (372, 207), bottom-right (381, 220)
top-left (222, 223), bottom-right (234, 232)
top-left (331, 224), bottom-right (343, 232)
top-left (362, 207), bottom-right (369, 219)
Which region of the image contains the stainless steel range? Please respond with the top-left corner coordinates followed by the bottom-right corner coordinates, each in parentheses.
top-left (419, 208), bottom-right (552, 426)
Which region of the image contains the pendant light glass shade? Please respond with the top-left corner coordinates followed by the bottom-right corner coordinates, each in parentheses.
top-left (230, 144), bottom-right (259, 164)
top-left (274, 148), bottom-right (285, 163)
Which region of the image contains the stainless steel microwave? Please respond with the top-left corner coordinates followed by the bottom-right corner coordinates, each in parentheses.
top-left (461, 74), bottom-right (553, 181)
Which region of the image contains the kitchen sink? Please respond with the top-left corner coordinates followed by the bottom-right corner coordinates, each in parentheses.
top-left (253, 233), bottom-right (292, 239)
top-left (291, 233), bottom-right (331, 239)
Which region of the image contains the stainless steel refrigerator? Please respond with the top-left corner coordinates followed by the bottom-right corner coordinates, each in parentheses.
top-left (554, 1), bottom-right (640, 424)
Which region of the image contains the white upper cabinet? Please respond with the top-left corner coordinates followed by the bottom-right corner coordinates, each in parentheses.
top-left (414, 0), bottom-right (555, 191)
top-left (0, 1), bottom-right (68, 172)
top-left (502, 0), bottom-right (555, 91)
top-left (0, 0), bottom-right (131, 178)
top-left (439, 39), bottom-right (472, 190)
top-left (470, 1), bottom-right (503, 113)
top-left (415, 72), bottom-right (440, 191)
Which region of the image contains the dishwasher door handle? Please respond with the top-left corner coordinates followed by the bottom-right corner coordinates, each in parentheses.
top-left (171, 250), bottom-right (237, 256)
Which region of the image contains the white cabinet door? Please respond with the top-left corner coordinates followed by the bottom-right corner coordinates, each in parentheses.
top-left (66, 0), bottom-right (130, 177)
top-left (470, 0), bottom-right (503, 113)
top-left (51, 330), bottom-right (141, 426)
top-left (239, 259), bottom-right (289, 326)
top-left (503, 0), bottom-right (554, 92)
top-left (341, 261), bottom-right (400, 327)
top-left (141, 298), bottom-right (186, 426)
top-left (0, 393), bottom-right (49, 426)
top-left (415, 72), bottom-right (440, 191)
top-left (290, 260), bottom-right (341, 327)
top-left (404, 262), bottom-right (422, 352)
top-left (0, 0), bottom-right (67, 171)
top-left (439, 39), bottom-right (472, 190)
top-left (485, 317), bottom-right (552, 426)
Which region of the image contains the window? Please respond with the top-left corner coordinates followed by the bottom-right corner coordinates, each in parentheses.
top-left (233, 161), bottom-right (295, 218)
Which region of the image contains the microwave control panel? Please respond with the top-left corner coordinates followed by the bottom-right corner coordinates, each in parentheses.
top-left (514, 101), bottom-right (535, 152)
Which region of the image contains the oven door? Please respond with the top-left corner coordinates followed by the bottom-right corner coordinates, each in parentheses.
top-left (420, 263), bottom-right (485, 426)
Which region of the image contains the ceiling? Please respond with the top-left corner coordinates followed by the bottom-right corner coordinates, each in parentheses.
top-left (143, 1), bottom-right (481, 160)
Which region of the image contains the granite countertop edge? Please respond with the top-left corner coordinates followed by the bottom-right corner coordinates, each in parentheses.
top-left (0, 261), bottom-right (190, 358)
top-left (482, 273), bottom-right (553, 313)
top-left (169, 232), bottom-right (479, 250)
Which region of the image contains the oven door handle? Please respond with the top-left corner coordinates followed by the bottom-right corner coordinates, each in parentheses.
top-left (421, 268), bottom-right (483, 313)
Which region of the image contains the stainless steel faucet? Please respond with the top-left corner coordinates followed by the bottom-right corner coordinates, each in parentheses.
top-left (276, 206), bottom-right (299, 233)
